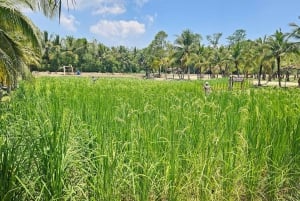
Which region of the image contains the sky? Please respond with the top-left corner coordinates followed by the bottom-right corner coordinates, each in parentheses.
top-left (25, 0), bottom-right (300, 48)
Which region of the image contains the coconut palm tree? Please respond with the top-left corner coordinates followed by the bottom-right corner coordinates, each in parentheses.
top-left (0, 0), bottom-right (67, 90)
top-left (254, 36), bottom-right (267, 85)
top-left (0, 0), bottom-right (42, 90)
top-left (289, 16), bottom-right (300, 42)
top-left (207, 33), bottom-right (229, 77)
top-left (174, 29), bottom-right (201, 80)
top-left (147, 31), bottom-right (168, 77)
top-left (228, 42), bottom-right (244, 76)
top-left (267, 29), bottom-right (296, 87)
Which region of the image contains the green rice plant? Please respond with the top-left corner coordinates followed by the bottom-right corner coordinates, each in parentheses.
top-left (0, 115), bottom-right (21, 201)
top-left (0, 99), bottom-right (40, 200)
top-left (0, 77), bottom-right (299, 200)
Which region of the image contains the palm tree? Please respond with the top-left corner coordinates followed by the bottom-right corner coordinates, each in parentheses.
top-left (0, 0), bottom-right (66, 90)
top-left (192, 45), bottom-right (206, 79)
top-left (252, 36), bottom-right (278, 85)
top-left (206, 33), bottom-right (223, 78)
top-left (267, 29), bottom-right (296, 87)
top-left (254, 37), bottom-right (268, 85)
top-left (228, 42), bottom-right (244, 76)
top-left (174, 29), bottom-right (201, 80)
top-left (147, 31), bottom-right (168, 77)
top-left (289, 16), bottom-right (300, 42)
top-left (218, 46), bottom-right (231, 77)
top-left (0, 0), bottom-right (41, 90)
top-left (163, 43), bottom-right (177, 79)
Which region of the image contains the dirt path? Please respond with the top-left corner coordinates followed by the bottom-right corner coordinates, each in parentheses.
top-left (32, 72), bottom-right (300, 87)
top-left (252, 80), bottom-right (299, 87)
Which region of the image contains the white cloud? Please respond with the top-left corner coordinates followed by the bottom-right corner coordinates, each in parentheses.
top-left (60, 13), bottom-right (79, 32)
top-left (135, 0), bottom-right (149, 7)
top-left (64, 0), bottom-right (124, 11)
top-left (92, 3), bottom-right (126, 15)
top-left (64, 0), bottom-right (150, 11)
top-left (145, 13), bottom-right (157, 25)
top-left (62, 0), bottom-right (105, 10)
top-left (90, 20), bottom-right (145, 39)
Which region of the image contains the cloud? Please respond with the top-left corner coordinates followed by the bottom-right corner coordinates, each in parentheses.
top-left (64, 0), bottom-right (150, 11)
top-left (92, 3), bottom-right (126, 15)
top-left (64, 0), bottom-right (124, 11)
top-left (60, 13), bottom-right (79, 32)
top-left (134, 0), bottom-right (149, 7)
top-left (145, 13), bottom-right (157, 25)
top-left (62, 0), bottom-right (104, 10)
top-left (90, 20), bottom-right (145, 39)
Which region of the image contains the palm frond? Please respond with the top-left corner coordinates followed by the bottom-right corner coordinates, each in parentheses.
top-left (0, 29), bottom-right (23, 69)
top-left (0, 2), bottom-right (42, 50)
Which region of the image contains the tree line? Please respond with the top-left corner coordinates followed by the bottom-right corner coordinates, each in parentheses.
top-left (40, 26), bottom-right (300, 87)
top-left (1, 0), bottom-right (300, 90)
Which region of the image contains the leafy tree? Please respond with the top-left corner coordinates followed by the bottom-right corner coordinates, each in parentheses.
top-left (267, 29), bottom-right (296, 87)
top-left (206, 33), bottom-right (222, 48)
top-left (227, 29), bottom-right (246, 45)
top-left (73, 38), bottom-right (88, 60)
top-left (192, 45), bottom-right (209, 78)
top-left (0, 0), bottom-right (41, 90)
top-left (41, 31), bottom-right (61, 71)
top-left (253, 36), bottom-right (271, 85)
top-left (240, 40), bottom-right (257, 77)
top-left (226, 29), bottom-right (247, 76)
top-left (146, 31), bottom-right (168, 77)
top-left (228, 42), bottom-right (244, 76)
top-left (217, 46), bottom-right (231, 76)
top-left (174, 29), bottom-right (201, 79)
top-left (289, 16), bottom-right (300, 42)
top-left (206, 33), bottom-right (226, 77)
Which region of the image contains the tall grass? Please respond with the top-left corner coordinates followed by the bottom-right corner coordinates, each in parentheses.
top-left (0, 77), bottom-right (299, 200)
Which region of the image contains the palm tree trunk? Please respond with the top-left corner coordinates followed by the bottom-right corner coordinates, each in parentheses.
top-left (235, 62), bottom-right (239, 77)
top-left (277, 57), bottom-right (281, 87)
top-left (165, 67), bottom-right (167, 79)
top-left (172, 68), bottom-right (174, 79)
top-left (258, 64), bottom-right (263, 86)
top-left (198, 67), bottom-right (202, 79)
top-left (159, 65), bottom-right (161, 77)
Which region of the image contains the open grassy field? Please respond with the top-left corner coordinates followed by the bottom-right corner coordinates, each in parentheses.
top-left (1, 77), bottom-right (299, 200)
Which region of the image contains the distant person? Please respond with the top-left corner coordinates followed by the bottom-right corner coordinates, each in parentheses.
top-left (91, 76), bottom-right (97, 83)
top-left (76, 70), bottom-right (81, 75)
top-left (203, 81), bottom-right (211, 95)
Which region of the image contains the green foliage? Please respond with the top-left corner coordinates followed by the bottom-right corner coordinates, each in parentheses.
top-left (0, 0), bottom-right (42, 87)
top-left (1, 78), bottom-right (300, 200)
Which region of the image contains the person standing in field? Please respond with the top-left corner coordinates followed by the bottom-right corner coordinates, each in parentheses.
top-left (203, 81), bottom-right (211, 95)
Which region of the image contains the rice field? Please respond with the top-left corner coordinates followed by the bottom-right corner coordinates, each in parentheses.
top-left (0, 77), bottom-right (299, 201)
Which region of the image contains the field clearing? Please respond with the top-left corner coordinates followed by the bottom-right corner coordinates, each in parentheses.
top-left (33, 71), bottom-right (300, 87)
top-left (0, 77), bottom-right (300, 200)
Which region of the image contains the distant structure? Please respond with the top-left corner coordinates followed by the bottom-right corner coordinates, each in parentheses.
top-left (229, 75), bottom-right (244, 90)
top-left (58, 65), bottom-right (74, 75)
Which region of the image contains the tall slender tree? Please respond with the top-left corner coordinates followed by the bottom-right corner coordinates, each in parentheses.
top-left (254, 36), bottom-right (272, 85)
top-left (267, 29), bottom-right (296, 87)
top-left (147, 31), bottom-right (168, 77)
top-left (226, 29), bottom-right (247, 76)
top-left (174, 29), bottom-right (201, 79)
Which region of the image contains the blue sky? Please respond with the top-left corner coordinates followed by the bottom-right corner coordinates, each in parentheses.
top-left (25, 0), bottom-right (300, 48)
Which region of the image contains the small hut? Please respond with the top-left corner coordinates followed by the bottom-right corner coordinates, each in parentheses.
top-left (59, 65), bottom-right (74, 75)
